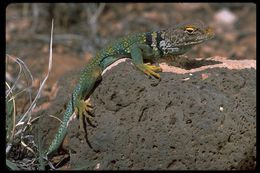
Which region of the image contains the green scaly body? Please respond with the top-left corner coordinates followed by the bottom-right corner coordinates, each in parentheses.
top-left (45, 20), bottom-right (214, 158)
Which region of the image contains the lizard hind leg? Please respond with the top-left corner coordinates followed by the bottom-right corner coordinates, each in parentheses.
top-left (75, 99), bottom-right (94, 132)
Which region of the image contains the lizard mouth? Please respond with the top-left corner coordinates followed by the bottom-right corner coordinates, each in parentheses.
top-left (183, 32), bottom-right (215, 46)
top-left (187, 39), bottom-right (205, 45)
top-left (175, 39), bottom-right (206, 47)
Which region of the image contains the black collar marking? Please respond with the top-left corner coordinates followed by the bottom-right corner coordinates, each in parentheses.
top-left (145, 31), bottom-right (164, 56)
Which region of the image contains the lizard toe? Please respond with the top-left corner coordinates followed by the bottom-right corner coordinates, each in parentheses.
top-left (136, 63), bottom-right (161, 79)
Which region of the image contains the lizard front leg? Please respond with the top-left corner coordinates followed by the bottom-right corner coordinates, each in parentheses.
top-left (130, 44), bottom-right (162, 78)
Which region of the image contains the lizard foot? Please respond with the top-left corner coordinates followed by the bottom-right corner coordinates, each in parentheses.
top-left (75, 99), bottom-right (94, 132)
top-left (136, 63), bottom-right (162, 79)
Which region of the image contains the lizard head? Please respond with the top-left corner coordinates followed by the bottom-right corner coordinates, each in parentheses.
top-left (159, 20), bottom-right (215, 55)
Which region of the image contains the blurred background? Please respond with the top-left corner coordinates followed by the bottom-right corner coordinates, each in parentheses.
top-left (6, 3), bottom-right (256, 84)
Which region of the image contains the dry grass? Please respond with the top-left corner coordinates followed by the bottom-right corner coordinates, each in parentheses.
top-left (6, 19), bottom-right (54, 170)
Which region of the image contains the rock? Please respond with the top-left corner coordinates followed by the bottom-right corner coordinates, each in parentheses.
top-left (68, 60), bottom-right (256, 170)
top-left (214, 8), bottom-right (237, 26)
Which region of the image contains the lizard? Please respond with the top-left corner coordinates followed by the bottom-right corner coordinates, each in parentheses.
top-left (44, 20), bottom-right (214, 160)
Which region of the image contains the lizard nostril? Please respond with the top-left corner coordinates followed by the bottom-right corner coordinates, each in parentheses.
top-left (206, 27), bottom-right (215, 37)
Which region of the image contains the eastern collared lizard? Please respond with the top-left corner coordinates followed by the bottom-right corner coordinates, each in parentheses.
top-left (44, 20), bottom-right (214, 159)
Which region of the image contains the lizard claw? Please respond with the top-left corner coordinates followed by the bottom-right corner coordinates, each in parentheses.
top-left (136, 63), bottom-right (162, 78)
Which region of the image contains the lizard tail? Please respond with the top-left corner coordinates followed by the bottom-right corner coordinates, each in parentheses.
top-left (44, 99), bottom-right (74, 157)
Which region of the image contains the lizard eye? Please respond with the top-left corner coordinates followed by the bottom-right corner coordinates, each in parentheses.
top-left (185, 27), bottom-right (195, 34)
